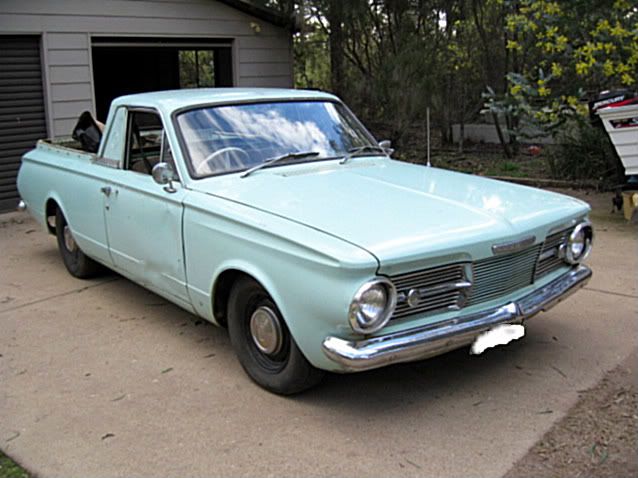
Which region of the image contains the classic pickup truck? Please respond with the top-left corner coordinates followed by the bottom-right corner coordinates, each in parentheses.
top-left (17, 88), bottom-right (593, 394)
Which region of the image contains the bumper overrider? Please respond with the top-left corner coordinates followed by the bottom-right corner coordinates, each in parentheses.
top-left (322, 265), bottom-right (592, 372)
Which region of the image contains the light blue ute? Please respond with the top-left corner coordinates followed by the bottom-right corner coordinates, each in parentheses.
top-left (17, 88), bottom-right (593, 394)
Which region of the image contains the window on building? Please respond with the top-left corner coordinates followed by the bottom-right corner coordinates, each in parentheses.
top-left (179, 50), bottom-right (216, 88)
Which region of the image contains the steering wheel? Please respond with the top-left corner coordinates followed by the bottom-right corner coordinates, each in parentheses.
top-left (195, 147), bottom-right (250, 175)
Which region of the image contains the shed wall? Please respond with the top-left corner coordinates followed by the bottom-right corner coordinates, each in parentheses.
top-left (0, 0), bottom-right (293, 138)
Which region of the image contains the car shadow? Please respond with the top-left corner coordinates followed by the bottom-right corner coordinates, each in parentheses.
top-left (293, 336), bottom-right (541, 415)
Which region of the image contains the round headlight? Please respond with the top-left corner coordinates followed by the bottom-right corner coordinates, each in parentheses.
top-left (349, 279), bottom-right (397, 334)
top-left (564, 221), bottom-right (593, 264)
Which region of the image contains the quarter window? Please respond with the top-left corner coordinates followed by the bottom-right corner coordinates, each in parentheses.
top-left (101, 107), bottom-right (127, 161)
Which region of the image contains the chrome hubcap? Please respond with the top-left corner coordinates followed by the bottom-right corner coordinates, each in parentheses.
top-left (249, 306), bottom-right (283, 356)
top-left (63, 225), bottom-right (77, 252)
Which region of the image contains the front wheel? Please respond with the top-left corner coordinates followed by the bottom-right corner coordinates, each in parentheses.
top-left (55, 208), bottom-right (102, 278)
top-left (227, 277), bottom-right (324, 394)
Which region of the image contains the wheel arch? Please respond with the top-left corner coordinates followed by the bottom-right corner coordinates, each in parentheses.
top-left (210, 263), bottom-right (286, 329)
top-left (44, 194), bottom-right (66, 235)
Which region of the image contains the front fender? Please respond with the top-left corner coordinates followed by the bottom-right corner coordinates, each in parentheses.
top-left (183, 192), bottom-right (378, 370)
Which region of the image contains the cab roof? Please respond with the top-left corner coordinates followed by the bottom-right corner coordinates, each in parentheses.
top-left (111, 88), bottom-right (340, 116)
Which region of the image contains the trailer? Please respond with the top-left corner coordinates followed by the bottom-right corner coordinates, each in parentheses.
top-left (597, 102), bottom-right (638, 222)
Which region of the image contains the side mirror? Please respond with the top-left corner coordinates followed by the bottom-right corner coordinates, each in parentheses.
top-left (379, 139), bottom-right (394, 155)
top-left (152, 162), bottom-right (177, 193)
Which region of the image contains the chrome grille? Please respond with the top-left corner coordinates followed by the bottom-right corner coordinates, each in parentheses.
top-left (535, 228), bottom-right (570, 279)
top-left (466, 244), bottom-right (542, 306)
top-left (388, 229), bottom-right (575, 320)
top-left (390, 263), bottom-right (469, 319)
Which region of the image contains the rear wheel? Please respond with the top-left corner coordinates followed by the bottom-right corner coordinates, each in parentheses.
top-left (55, 208), bottom-right (102, 278)
top-left (227, 277), bottom-right (324, 394)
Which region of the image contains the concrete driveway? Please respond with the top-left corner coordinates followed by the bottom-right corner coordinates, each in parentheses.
top-left (1, 194), bottom-right (636, 478)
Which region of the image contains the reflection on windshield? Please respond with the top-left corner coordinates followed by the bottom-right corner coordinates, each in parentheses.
top-left (177, 101), bottom-right (374, 177)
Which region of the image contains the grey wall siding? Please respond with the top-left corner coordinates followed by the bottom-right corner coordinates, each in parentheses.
top-left (0, 0), bottom-right (293, 138)
top-left (45, 33), bottom-right (94, 136)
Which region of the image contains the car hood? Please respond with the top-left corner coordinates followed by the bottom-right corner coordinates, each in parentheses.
top-left (190, 158), bottom-right (589, 268)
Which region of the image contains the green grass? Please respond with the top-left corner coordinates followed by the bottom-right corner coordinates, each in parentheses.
top-left (0, 451), bottom-right (29, 478)
top-left (399, 148), bottom-right (551, 180)
top-left (485, 160), bottom-right (524, 177)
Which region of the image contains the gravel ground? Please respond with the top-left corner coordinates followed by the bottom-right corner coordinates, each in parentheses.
top-left (505, 351), bottom-right (637, 478)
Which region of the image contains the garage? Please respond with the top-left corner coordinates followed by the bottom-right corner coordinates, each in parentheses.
top-left (0, 35), bottom-right (48, 212)
top-left (92, 37), bottom-right (234, 120)
top-left (0, 0), bottom-right (295, 212)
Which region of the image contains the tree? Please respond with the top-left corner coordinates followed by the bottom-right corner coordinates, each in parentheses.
top-left (503, 0), bottom-right (637, 133)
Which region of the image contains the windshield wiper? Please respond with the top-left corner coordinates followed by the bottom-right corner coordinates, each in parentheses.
top-left (339, 145), bottom-right (388, 164)
top-left (240, 151), bottom-right (320, 178)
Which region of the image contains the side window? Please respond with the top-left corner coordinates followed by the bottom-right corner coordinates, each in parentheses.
top-left (160, 131), bottom-right (176, 170)
top-left (126, 111), bottom-right (164, 174)
top-left (101, 107), bottom-right (127, 161)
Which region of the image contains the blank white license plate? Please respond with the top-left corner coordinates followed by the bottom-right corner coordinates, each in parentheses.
top-left (470, 324), bottom-right (525, 355)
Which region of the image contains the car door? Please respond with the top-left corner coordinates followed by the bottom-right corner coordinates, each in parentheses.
top-left (100, 108), bottom-right (190, 304)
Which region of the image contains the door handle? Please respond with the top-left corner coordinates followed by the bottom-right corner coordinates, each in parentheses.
top-left (100, 186), bottom-right (112, 197)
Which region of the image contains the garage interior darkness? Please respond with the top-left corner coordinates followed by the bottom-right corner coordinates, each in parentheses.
top-left (92, 38), bottom-right (234, 121)
top-left (0, 35), bottom-right (47, 212)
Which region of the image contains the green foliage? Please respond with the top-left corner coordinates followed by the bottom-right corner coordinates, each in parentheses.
top-left (547, 119), bottom-right (624, 185)
top-left (293, 21), bottom-right (330, 90)
top-left (179, 50), bottom-right (215, 88)
top-left (503, 0), bottom-right (637, 134)
top-left (290, 0), bottom-right (498, 146)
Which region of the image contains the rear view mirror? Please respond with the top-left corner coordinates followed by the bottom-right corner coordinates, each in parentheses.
top-left (379, 139), bottom-right (394, 155)
top-left (152, 162), bottom-right (177, 193)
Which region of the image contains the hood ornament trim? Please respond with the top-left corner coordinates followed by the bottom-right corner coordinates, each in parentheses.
top-left (492, 235), bottom-right (536, 255)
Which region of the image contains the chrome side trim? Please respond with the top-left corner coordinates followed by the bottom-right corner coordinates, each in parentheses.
top-left (322, 265), bottom-right (592, 372)
top-left (93, 156), bottom-right (120, 169)
top-left (491, 235), bottom-right (536, 255)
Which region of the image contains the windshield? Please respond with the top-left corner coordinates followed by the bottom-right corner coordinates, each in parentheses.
top-left (176, 100), bottom-right (376, 177)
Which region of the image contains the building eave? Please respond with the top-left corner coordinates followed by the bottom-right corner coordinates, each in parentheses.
top-left (217, 0), bottom-right (297, 31)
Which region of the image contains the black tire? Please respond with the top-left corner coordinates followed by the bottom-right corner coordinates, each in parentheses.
top-left (227, 277), bottom-right (324, 394)
top-left (55, 208), bottom-right (102, 279)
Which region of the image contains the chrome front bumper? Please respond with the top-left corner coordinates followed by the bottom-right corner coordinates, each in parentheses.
top-left (322, 265), bottom-right (592, 372)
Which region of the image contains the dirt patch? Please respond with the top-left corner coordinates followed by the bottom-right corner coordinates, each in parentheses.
top-left (505, 351), bottom-right (638, 478)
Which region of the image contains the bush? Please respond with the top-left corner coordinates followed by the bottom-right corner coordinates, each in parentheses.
top-left (547, 120), bottom-right (625, 187)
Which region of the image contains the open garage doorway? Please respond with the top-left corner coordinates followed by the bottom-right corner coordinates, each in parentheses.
top-left (92, 38), bottom-right (233, 121)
